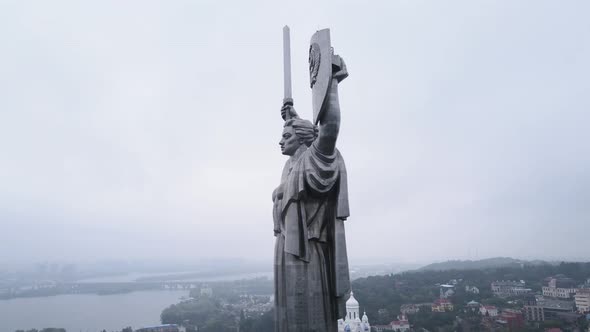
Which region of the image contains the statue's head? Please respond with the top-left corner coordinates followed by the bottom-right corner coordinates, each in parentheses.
top-left (280, 118), bottom-right (318, 156)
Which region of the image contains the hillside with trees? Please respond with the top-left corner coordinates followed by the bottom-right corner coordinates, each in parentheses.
top-left (352, 262), bottom-right (590, 330)
top-left (418, 257), bottom-right (554, 271)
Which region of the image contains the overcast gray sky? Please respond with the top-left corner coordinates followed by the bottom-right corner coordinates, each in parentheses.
top-left (1, 1), bottom-right (589, 266)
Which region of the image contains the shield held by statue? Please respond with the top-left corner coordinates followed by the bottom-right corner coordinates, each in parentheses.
top-left (309, 29), bottom-right (333, 125)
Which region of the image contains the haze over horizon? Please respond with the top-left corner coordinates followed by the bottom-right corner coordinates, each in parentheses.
top-left (1, 1), bottom-right (589, 266)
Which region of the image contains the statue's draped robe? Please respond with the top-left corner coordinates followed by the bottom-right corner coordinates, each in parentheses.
top-left (273, 142), bottom-right (351, 332)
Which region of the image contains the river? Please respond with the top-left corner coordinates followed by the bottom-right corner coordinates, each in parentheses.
top-left (77, 271), bottom-right (272, 283)
top-left (0, 290), bottom-right (188, 332)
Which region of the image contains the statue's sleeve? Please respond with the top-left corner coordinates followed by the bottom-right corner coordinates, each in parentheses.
top-left (303, 142), bottom-right (338, 192)
top-left (303, 142), bottom-right (350, 219)
top-left (280, 143), bottom-right (350, 220)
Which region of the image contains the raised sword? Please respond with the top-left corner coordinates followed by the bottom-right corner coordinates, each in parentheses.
top-left (283, 25), bottom-right (293, 111)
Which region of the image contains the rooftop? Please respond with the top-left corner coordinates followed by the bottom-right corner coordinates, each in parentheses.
top-left (536, 296), bottom-right (575, 311)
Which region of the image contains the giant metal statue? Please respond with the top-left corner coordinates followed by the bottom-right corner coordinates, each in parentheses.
top-left (272, 26), bottom-right (351, 332)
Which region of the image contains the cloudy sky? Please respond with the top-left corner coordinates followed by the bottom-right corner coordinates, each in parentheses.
top-left (0, 1), bottom-right (588, 266)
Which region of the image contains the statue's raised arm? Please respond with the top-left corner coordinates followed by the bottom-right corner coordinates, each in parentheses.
top-left (308, 29), bottom-right (348, 155)
top-left (315, 55), bottom-right (348, 155)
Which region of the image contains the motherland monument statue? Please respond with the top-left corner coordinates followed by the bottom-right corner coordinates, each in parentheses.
top-left (272, 26), bottom-right (351, 332)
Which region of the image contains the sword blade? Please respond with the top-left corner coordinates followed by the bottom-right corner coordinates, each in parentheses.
top-left (283, 25), bottom-right (292, 103)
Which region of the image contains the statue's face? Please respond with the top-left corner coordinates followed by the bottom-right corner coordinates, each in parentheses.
top-left (279, 126), bottom-right (300, 156)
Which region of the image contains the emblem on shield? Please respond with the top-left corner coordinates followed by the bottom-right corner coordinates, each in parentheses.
top-left (309, 29), bottom-right (332, 125)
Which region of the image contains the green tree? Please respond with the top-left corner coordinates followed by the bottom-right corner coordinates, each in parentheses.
top-left (240, 309), bottom-right (274, 332)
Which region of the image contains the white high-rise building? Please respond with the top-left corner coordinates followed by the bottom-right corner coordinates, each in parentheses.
top-left (542, 278), bottom-right (577, 299)
top-left (338, 291), bottom-right (371, 332)
top-left (575, 288), bottom-right (590, 313)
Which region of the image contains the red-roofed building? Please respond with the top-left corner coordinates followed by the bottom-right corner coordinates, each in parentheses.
top-left (499, 309), bottom-right (524, 331)
top-left (390, 314), bottom-right (410, 331)
top-left (432, 299), bottom-right (453, 312)
top-left (373, 315), bottom-right (410, 332)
